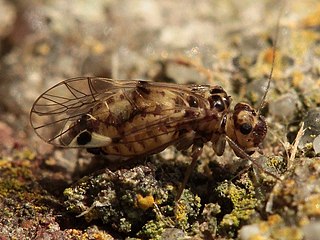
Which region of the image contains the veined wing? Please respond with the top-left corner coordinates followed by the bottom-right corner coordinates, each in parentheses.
top-left (30, 77), bottom-right (214, 147)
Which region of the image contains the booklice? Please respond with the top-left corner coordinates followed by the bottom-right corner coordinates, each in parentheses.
top-left (30, 75), bottom-right (269, 199)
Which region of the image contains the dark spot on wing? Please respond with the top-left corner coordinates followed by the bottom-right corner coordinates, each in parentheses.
top-left (119, 94), bottom-right (125, 100)
top-left (154, 104), bottom-right (162, 115)
top-left (113, 145), bottom-right (120, 153)
top-left (77, 131), bottom-right (92, 145)
top-left (137, 80), bottom-right (151, 95)
top-left (112, 137), bottom-right (121, 143)
top-left (87, 147), bottom-right (102, 155)
top-left (106, 96), bottom-right (115, 104)
top-left (174, 96), bottom-right (185, 105)
top-left (159, 91), bottom-right (165, 97)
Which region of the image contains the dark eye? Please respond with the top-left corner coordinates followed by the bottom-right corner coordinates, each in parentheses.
top-left (213, 100), bottom-right (224, 111)
top-left (77, 130), bottom-right (92, 145)
top-left (188, 95), bottom-right (199, 108)
top-left (239, 123), bottom-right (252, 135)
top-left (209, 95), bottom-right (225, 112)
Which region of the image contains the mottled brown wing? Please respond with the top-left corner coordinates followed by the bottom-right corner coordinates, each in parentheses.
top-left (30, 77), bottom-right (210, 147)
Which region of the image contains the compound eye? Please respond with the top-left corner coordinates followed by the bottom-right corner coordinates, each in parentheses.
top-left (239, 123), bottom-right (252, 135)
top-left (213, 100), bottom-right (224, 111)
top-left (209, 95), bottom-right (225, 112)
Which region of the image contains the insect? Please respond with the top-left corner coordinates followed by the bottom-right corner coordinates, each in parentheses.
top-left (30, 76), bottom-right (270, 199)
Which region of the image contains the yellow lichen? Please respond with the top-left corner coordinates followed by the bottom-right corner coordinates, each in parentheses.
top-left (302, 194), bottom-right (320, 217)
top-left (136, 194), bottom-right (155, 211)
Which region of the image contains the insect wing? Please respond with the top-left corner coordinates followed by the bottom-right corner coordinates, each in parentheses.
top-left (30, 77), bottom-right (209, 148)
top-left (30, 77), bottom-right (126, 146)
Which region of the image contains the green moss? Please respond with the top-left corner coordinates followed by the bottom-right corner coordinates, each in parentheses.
top-left (0, 147), bottom-right (59, 237)
top-left (13, 148), bottom-right (36, 161)
top-left (137, 189), bottom-right (201, 240)
top-left (64, 166), bottom-right (172, 234)
top-left (137, 219), bottom-right (167, 240)
top-left (174, 190), bottom-right (201, 230)
top-left (216, 178), bottom-right (258, 236)
top-left (0, 164), bottom-right (35, 200)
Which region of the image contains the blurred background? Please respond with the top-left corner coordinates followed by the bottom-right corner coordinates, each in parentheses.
top-left (0, 0), bottom-right (318, 149)
top-left (0, 0), bottom-right (319, 239)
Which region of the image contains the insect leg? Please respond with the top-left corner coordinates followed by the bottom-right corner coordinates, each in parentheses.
top-left (226, 136), bottom-right (281, 181)
top-left (175, 139), bottom-right (203, 201)
top-left (211, 133), bottom-right (226, 156)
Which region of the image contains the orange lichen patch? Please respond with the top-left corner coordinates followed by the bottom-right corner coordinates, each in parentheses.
top-left (263, 47), bottom-right (278, 65)
top-left (291, 71), bottom-right (304, 88)
top-left (0, 158), bottom-right (12, 168)
top-left (257, 215), bottom-right (303, 240)
top-left (65, 227), bottom-right (114, 240)
top-left (289, 30), bottom-right (319, 65)
top-left (281, 179), bottom-right (297, 196)
top-left (302, 194), bottom-right (320, 217)
top-left (261, 47), bottom-right (284, 78)
top-left (272, 227), bottom-right (303, 240)
top-left (136, 194), bottom-right (155, 211)
top-left (86, 39), bottom-right (106, 55)
top-left (267, 214), bottom-right (282, 226)
top-left (299, 4), bottom-right (320, 29)
top-left (251, 47), bottom-right (283, 80)
top-left (34, 41), bottom-right (51, 56)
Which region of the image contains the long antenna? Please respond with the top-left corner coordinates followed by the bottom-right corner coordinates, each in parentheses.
top-left (226, 136), bottom-right (281, 180)
top-left (257, 2), bottom-right (286, 115)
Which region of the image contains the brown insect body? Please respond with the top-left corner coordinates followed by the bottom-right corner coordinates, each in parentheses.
top-left (30, 77), bottom-right (267, 159)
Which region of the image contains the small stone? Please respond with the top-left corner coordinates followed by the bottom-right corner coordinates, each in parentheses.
top-left (300, 108), bottom-right (320, 147)
top-left (238, 224), bottom-right (260, 240)
top-left (313, 135), bottom-right (320, 154)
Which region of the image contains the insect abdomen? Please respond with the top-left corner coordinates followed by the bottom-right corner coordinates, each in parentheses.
top-left (93, 87), bottom-right (191, 156)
